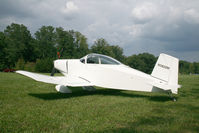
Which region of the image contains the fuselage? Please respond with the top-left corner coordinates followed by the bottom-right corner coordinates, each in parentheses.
top-left (54, 54), bottom-right (167, 93)
top-left (16, 53), bottom-right (180, 95)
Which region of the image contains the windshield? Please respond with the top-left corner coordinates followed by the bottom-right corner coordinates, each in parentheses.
top-left (85, 54), bottom-right (121, 65)
top-left (99, 55), bottom-right (120, 64)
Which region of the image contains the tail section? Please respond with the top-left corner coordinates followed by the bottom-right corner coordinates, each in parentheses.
top-left (151, 53), bottom-right (180, 94)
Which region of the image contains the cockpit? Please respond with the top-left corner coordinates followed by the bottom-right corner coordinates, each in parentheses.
top-left (80, 53), bottom-right (121, 65)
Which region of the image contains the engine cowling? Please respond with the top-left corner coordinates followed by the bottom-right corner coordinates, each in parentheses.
top-left (55, 85), bottom-right (72, 93)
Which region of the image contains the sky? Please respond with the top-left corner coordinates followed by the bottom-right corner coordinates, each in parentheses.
top-left (0, 0), bottom-right (199, 62)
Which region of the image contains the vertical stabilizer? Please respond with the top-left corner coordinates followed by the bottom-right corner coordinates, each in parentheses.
top-left (151, 53), bottom-right (179, 94)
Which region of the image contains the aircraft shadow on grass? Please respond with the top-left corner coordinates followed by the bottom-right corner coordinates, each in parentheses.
top-left (28, 88), bottom-right (175, 102)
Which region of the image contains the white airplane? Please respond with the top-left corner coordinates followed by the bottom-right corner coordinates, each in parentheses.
top-left (16, 53), bottom-right (181, 100)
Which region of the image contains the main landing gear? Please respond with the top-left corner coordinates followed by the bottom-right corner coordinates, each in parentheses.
top-left (168, 91), bottom-right (177, 102)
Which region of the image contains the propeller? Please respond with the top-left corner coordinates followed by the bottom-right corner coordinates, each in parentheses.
top-left (50, 48), bottom-right (64, 76)
top-left (50, 67), bottom-right (56, 76)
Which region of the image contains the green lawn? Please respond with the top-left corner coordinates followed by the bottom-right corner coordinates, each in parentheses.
top-left (0, 73), bottom-right (199, 133)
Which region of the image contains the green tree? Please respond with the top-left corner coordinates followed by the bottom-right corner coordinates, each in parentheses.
top-left (126, 55), bottom-right (147, 72)
top-left (179, 61), bottom-right (191, 74)
top-left (24, 62), bottom-right (36, 72)
top-left (35, 58), bottom-right (53, 73)
top-left (189, 63), bottom-right (194, 74)
top-left (15, 58), bottom-right (25, 70)
top-left (35, 26), bottom-right (56, 59)
top-left (126, 53), bottom-right (156, 74)
top-left (193, 62), bottom-right (199, 74)
top-left (91, 38), bottom-right (125, 63)
top-left (0, 32), bottom-right (7, 70)
top-left (137, 53), bottom-right (157, 73)
top-left (109, 45), bottom-right (125, 63)
top-left (4, 23), bottom-right (35, 63)
top-left (55, 28), bottom-right (74, 59)
top-left (91, 38), bottom-right (111, 56)
top-left (70, 30), bottom-right (89, 58)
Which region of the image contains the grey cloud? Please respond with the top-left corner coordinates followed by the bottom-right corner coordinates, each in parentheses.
top-left (0, 0), bottom-right (36, 18)
top-left (0, 0), bottom-right (199, 61)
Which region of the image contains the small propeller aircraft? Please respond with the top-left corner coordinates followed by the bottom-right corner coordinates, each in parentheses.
top-left (16, 53), bottom-right (181, 100)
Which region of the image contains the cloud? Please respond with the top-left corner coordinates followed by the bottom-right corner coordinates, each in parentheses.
top-left (0, 0), bottom-right (199, 62)
top-left (0, 0), bottom-right (35, 19)
top-left (62, 1), bottom-right (79, 14)
top-left (184, 9), bottom-right (199, 24)
top-left (131, 2), bottom-right (158, 23)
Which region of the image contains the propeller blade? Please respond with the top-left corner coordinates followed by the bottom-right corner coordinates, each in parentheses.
top-left (59, 48), bottom-right (64, 58)
top-left (50, 67), bottom-right (56, 76)
top-left (51, 48), bottom-right (63, 76)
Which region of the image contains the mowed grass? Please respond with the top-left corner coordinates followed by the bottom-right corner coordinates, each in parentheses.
top-left (0, 73), bottom-right (199, 133)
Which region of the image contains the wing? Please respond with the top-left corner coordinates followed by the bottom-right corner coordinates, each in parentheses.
top-left (16, 70), bottom-right (93, 87)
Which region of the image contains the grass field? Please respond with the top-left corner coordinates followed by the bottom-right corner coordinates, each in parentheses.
top-left (0, 72), bottom-right (199, 132)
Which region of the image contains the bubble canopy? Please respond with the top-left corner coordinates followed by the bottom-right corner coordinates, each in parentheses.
top-left (80, 53), bottom-right (121, 65)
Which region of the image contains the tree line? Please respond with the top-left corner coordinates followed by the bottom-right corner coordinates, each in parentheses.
top-left (0, 23), bottom-right (199, 74)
